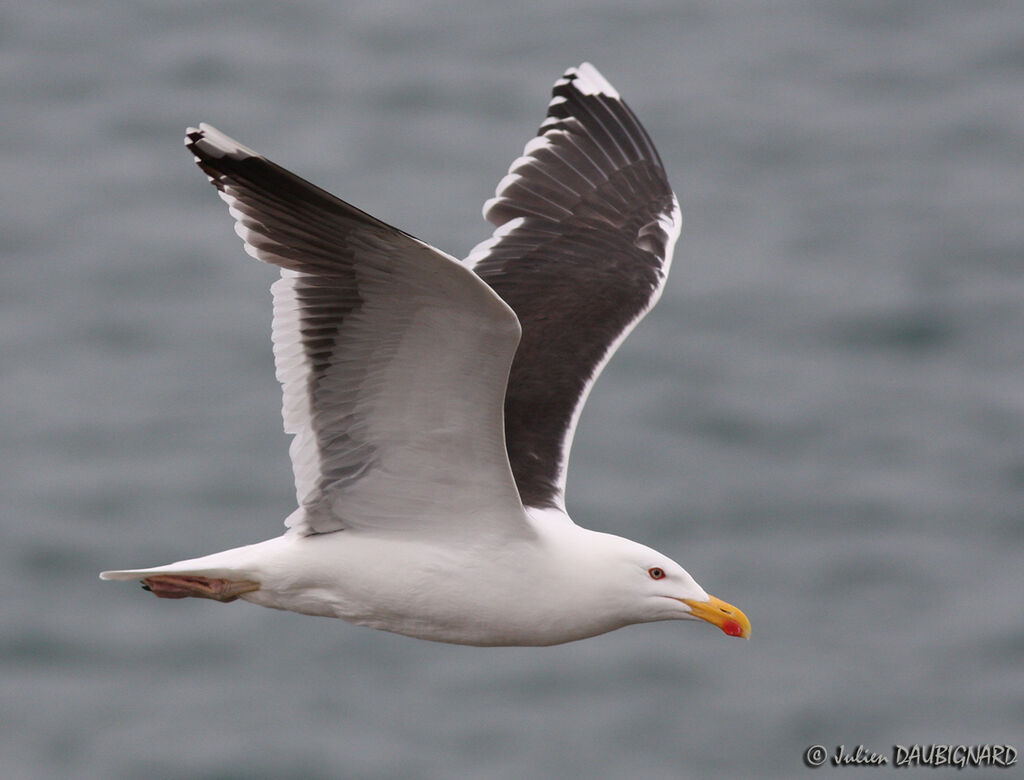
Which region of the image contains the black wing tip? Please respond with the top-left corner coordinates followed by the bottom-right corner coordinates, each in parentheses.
top-left (544, 63), bottom-right (625, 128)
top-left (477, 63), bottom-right (669, 229)
top-left (548, 64), bottom-right (665, 168)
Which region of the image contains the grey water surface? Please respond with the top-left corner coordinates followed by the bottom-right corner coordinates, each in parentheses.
top-left (3, 1), bottom-right (1023, 778)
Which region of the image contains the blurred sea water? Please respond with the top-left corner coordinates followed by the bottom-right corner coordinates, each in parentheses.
top-left (3, 1), bottom-right (1023, 778)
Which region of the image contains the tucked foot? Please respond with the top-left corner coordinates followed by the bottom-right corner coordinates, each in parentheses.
top-left (141, 575), bottom-right (260, 603)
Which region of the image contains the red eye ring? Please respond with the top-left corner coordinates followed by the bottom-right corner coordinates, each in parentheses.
top-left (648, 567), bottom-right (666, 580)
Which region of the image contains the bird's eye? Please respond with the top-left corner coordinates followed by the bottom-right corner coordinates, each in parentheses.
top-left (648, 567), bottom-right (666, 580)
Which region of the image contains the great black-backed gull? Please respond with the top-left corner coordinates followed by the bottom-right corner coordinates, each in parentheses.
top-left (101, 63), bottom-right (750, 646)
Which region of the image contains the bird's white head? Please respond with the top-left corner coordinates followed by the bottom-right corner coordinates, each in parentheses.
top-left (565, 529), bottom-right (751, 640)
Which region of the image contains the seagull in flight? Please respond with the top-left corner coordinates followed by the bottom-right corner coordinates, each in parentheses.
top-left (101, 63), bottom-right (750, 646)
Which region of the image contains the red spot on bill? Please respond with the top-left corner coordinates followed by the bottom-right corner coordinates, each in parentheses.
top-left (722, 618), bottom-right (744, 637)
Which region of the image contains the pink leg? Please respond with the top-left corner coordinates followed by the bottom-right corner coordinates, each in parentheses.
top-left (142, 574), bottom-right (259, 603)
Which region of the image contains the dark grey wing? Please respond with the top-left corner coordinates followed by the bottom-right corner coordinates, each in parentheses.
top-left (465, 63), bottom-right (681, 512)
top-left (186, 124), bottom-right (526, 538)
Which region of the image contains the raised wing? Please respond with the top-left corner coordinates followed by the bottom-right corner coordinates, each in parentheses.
top-left (466, 63), bottom-right (681, 512)
top-left (186, 124), bottom-right (526, 538)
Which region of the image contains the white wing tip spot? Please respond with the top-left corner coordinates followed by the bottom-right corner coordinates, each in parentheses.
top-left (565, 62), bottom-right (620, 99)
top-left (185, 122), bottom-right (259, 160)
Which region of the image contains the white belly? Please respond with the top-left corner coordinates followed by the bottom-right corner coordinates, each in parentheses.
top-left (234, 529), bottom-right (629, 646)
